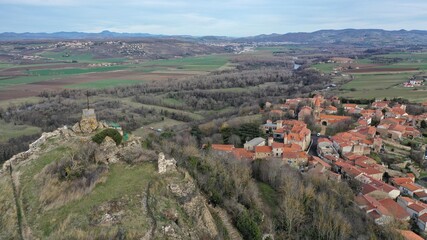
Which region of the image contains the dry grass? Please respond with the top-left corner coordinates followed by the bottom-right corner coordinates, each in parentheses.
top-left (36, 144), bottom-right (109, 209)
top-left (0, 174), bottom-right (19, 239)
top-left (38, 173), bottom-right (108, 210)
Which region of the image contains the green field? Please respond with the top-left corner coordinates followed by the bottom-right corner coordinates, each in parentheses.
top-left (340, 87), bottom-right (427, 102)
top-left (341, 73), bottom-right (413, 90)
top-left (138, 54), bottom-right (230, 71)
top-left (337, 71), bottom-right (427, 102)
top-left (29, 65), bottom-right (129, 76)
top-left (312, 63), bottom-right (339, 73)
top-left (137, 103), bottom-right (204, 120)
top-left (0, 63), bottom-right (14, 69)
top-left (0, 120), bottom-right (41, 142)
top-left (39, 51), bottom-right (127, 64)
top-left (65, 79), bottom-right (144, 89)
top-left (376, 52), bottom-right (427, 62)
top-left (132, 118), bottom-right (185, 137)
top-left (0, 65), bottom-right (130, 89)
top-left (255, 45), bottom-right (315, 52)
top-left (325, 52), bottom-right (427, 102)
top-left (0, 97), bottom-right (41, 108)
top-left (0, 54), bottom-right (230, 92)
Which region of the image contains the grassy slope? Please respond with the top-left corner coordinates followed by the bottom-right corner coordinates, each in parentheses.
top-left (0, 174), bottom-right (20, 239)
top-left (257, 182), bottom-right (279, 211)
top-left (123, 99), bottom-right (204, 121)
top-left (18, 143), bottom-right (157, 238)
top-left (133, 118), bottom-right (185, 137)
top-left (0, 120), bottom-right (41, 142)
top-left (65, 79), bottom-right (145, 89)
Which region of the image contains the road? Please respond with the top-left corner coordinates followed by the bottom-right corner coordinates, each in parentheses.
top-left (308, 133), bottom-right (329, 157)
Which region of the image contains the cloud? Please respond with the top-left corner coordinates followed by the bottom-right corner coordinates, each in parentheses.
top-left (0, 0), bottom-right (77, 6)
top-left (0, 0), bottom-right (426, 35)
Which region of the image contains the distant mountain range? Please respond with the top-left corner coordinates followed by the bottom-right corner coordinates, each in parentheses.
top-left (0, 30), bottom-right (164, 41)
top-left (236, 29), bottom-right (427, 46)
top-left (1, 29), bottom-right (427, 46)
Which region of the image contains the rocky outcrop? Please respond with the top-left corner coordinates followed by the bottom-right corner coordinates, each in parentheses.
top-left (95, 136), bottom-right (119, 164)
top-left (2, 126), bottom-right (73, 172)
top-left (72, 108), bottom-right (105, 134)
top-left (158, 153), bottom-right (177, 174)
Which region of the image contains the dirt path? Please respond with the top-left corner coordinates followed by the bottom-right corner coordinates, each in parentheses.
top-left (143, 181), bottom-right (157, 240)
top-left (8, 165), bottom-right (24, 240)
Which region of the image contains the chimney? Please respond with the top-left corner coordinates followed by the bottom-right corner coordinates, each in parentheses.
top-left (268, 137), bottom-right (274, 146)
top-left (276, 120), bottom-right (283, 129)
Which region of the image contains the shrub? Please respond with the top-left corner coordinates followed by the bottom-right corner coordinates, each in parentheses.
top-left (92, 128), bottom-right (122, 145)
top-left (236, 210), bottom-right (262, 240)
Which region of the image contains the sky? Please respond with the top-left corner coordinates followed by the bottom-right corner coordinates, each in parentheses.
top-left (0, 0), bottom-right (426, 36)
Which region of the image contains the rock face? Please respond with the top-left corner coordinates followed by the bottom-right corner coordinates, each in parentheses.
top-left (158, 153), bottom-right (177, 174)
top-left (95, 136), bottom-right (119, 164)
top-left (72, 108), bottom-right (103, 134)
top-left (2, 126), bottom-right (73, 172)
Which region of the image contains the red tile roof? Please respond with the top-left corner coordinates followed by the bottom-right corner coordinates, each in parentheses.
top-left (346, 167), bottom-right (363, 178)
top-left (362, 177), bottom-right (398, 195)
top-left (399, 196), bottom-right (415, 206)
top-left (419, 213), bottom-right (427, 223)
top-left (283, 151), bottom-right (308, 159)
top-left (320, 114), bottom-right (351, 123)
top-left (232, 148), bottom-right (254, 160)
top-left (360, 167), bottom-right (383, 176)
top-left (271, 142), bottom-right (284, 149)
top-left (361, 184), bottom-right (378, 195)
top-left (334, 161), bottom-right (353, 169)
top-left (326, 105), bottom-right (337, 111)
top-left (408, 203), bottom-right (425, 213)
top-left (283, 144), bottom-right (302, 153)
top-left (311, 156), bottom-right (331, 169)
top-left (390, 177), bottom-right (414, 186)
top-left (367, 210), bottom-right (382, 220)
top-left (398, 230), bottom-right (424, 240)
top-left (378, 198), bottom-right (410, 220)
top-left (414, 191), bottom-right (427, 198)
top-left (211, 144), bottom-right (234, 152)
top-left (255, 146), bottom-right (272, 153)
top-left (343, 104), bottom-right (358, 108)
top-left (401, 183), bottom-right (423, 192)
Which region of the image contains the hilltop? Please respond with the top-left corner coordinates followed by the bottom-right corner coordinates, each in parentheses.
top-left (0, 110), bottom-right (240, 239)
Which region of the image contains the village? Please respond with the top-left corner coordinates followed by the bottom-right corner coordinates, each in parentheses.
top-left (210, 94), bottom-right (427, 239)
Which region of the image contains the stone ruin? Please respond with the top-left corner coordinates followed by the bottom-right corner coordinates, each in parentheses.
top-left (72, 108), bottom-right (106, 134)
top-left (2, 126), bottom-right (73, 172)
top-left (158, 152), bottom-right (177, 174)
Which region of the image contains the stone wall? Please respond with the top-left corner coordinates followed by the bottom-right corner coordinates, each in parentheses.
top-left (2, 126), bottom-right (73, 172)
top-left (158, 153), bottom-right (177, 174)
